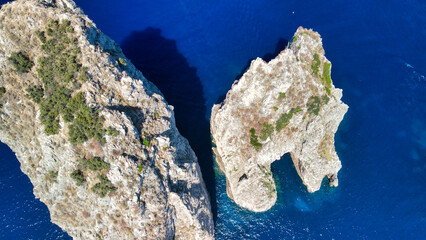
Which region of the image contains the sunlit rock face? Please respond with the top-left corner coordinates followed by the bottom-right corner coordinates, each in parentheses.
top-left (0, 0), bottom-right (213, 239)
top-left (211, 27), bottom-right (348, 212)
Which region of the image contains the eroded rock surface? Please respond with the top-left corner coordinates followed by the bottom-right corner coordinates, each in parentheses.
top-left (0, 0), bottom-right (213, 239)
top-left (211, 27), bottom-right (348, 212)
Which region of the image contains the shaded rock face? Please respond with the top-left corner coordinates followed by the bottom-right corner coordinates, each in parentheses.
top-left (0, 0), bottom-right (213, 239)
top-left (211, 27), bottom-right (348, 212)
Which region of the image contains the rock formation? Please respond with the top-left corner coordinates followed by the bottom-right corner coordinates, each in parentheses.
top-left (211, 27), bottom-right (348, 212)
top-left (0, 0), bottom-right (213, 239)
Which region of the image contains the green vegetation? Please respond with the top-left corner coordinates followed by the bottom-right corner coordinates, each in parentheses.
top-left (26, 86), bottom-right (44, 103)
top-left (138, 163), bottom-right (143, 174)
top-left (80, 157), bottom-right (110, 171)
top-left (292, 35), bottom-right (297, 42)
top-left (78, 69), bottom-right (87, 82)
top-left (61, 92), bottom-right (85, 122)
top-left (63, 92), bottom-right (105, 144)
top-left (276, 107), bottom-right (301, 132)
top-left (250, 106), bottom-right (303, 149)
top-left (279, 92), bottom-right (286, 99)
top-left (154, 110), bottom-right (160, 119)
top-left (37, 20), bottom-right (81, 85)
top-left (107, 127), bottom-right (118, 137)
top-left (276, 112), bottom-right (292, 132)
top-left (260, 122), bottom-right (274, 141)
top-left (71, 156), bottom-right (115, 197)
top-left (249, 128), bottom-right (262, 151)
top-left (142, 138), bottom-right (149, 147)
top-left (322, 95), bottom-right (330, 104)
top-left (322, 62), bottom-right (332, 94)
top-left (0, 87), bottom-right (4, 107)
top-left (67, 102), bottom-right (105, 144)
top-left (118, 57), bottom-right (127, 66)
top-left (38, 85), bottom-right (70, 135)
top-left (311, 53), bottom-right (333, 94)
top-left (273, 106), bottom-right (278, 111)
top-left (293, 106), bottom-right (302, 113)
top-left (306, 96), bottom-right (322, 115)
top-left (71, 169), bottom-right (85, 186)
top-left (8, 52), bottom-right (33, 73)
top-left (311, 53), bottom-right (320, 76)
top-left (0, 87), bottom-right (5, 98)
top-left (307, 96), bottom-right (329, 116)
top-left (91, 174), bottom-right (116, 197)
top-left (25, 19), bottom-right (106, 144)
top-left (48, 170), bottom-right (58, 181)
top-left (35, 30), bottom-right (46, 43)
top-left (319, 135), bottom-right (332, 160)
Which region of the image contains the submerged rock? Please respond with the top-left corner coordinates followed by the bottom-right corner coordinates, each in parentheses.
top-left (0, 0), bottom-right (213, 239)
top-left (211, 27), bottom-right (348, 212)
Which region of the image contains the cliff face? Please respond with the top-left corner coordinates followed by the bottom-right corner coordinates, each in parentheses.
top-left (211, 27), bottom-right (348, 212)
top-left (0, 0), bottom-right (213, 239)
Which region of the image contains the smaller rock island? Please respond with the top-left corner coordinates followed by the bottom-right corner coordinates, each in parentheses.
top-left (210, 27), bottom-right (348, 212)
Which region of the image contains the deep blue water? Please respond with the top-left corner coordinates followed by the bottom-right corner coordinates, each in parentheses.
top-left (0, 143), bottom-right (71, 239)
top-left (1, 0), bottom-right (425, 239)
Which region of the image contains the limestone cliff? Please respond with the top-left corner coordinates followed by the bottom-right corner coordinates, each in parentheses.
top-left (211, 27), bottom-right (348, 212)
top-left (0, 0), bottom-right (213, 239)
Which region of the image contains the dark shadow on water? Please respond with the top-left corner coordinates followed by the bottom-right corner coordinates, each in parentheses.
top-left (271, 153), bottom-right (340, 213)
top-left (262, 38), bottom-right (289, 62)
top-left (215, 38), bottom-right (289, 105)
top-left (120, 27), bottom-right (217, 221)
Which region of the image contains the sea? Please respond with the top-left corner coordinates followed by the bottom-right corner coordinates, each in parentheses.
top-left (0, 0), bottom-right (425, 239)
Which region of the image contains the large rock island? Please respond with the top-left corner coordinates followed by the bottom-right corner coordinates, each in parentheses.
top-left (0, 0), bottom-right (213, 239)
top-left (211, 27), bottom-right (348, 212)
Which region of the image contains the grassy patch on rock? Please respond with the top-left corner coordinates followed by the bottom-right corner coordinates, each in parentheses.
top-left (0, 87), bottom-right (6, 98)
top-left (91, 174), bottom-right (116, 197)
top-left (25, 19), bottom-right (105, 144)
top-left (71, 169), bottom-right (85, 186)
top-left (48, 170), bottom-right (58, 182)
top-left (276, 106), bottom-right (302, 132)
top-left (250, 106), bottom-right (302, 150)
top-left (107, 127), bottom-right (119, 137)
top-left (79, 157), bottom-right (110, 171)
top-left (260, 122), bottom-right (274, 141)
top-left (307, 95), bottom-right (329, 116)
top-left (322, 62), bottom-right (332, 94)
top-left (8, 52), bottom-right (33, 73)
top-left (311, 53), bottom-right (320, 76)
top-left (249, 128), bottom-right (262, 151)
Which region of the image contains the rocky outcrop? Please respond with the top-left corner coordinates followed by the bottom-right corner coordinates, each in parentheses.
top-left (0, 0), bottom-right (213, 239)
top-left (211, 27), bottom-right (348, 212)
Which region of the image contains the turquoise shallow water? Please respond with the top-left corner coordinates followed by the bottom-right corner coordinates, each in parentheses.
top-left (0, 0), bottom-right (425, 239)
